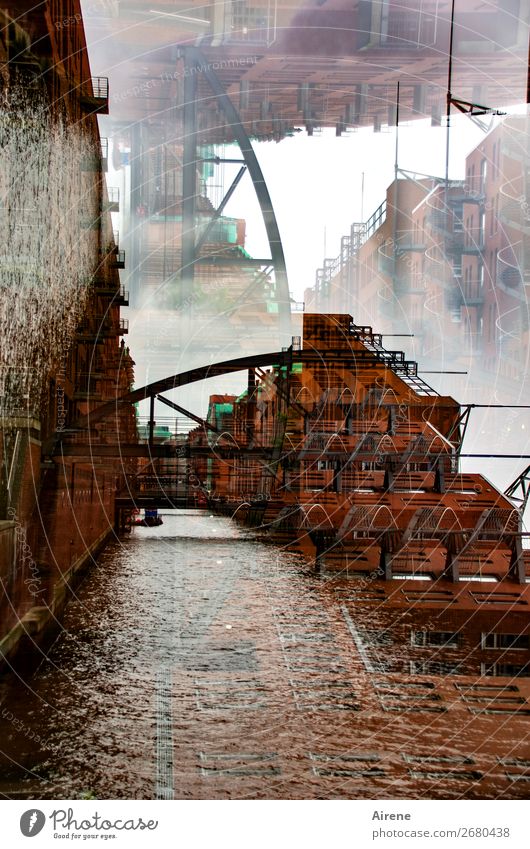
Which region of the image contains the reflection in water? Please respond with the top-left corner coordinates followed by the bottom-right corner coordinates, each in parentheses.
top-left (0, 511), bottom-right (529, 800)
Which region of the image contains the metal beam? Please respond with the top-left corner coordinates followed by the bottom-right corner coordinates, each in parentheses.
top-left (446, 404), bottom-right (471, 456)
top-left (197, 255), bottom-right (278, 267)
top-left (148, 395), bottom-right (155, 447)
top-left (505, 464), bottom-right (530, 515)
top-left (185, 46), bottom-right (291, 343)
top-left (59, 444), bottom-right (179, 458)
top-left (156, 394), bottom-right (219, 433)
top-left (181, 50), bottom-right (197, 303)
top-left (200, 157), bottom-right (246, 164)
top-left (195, 166), bottom-right (247, 253)
top-left (443, 508), bottom-right (491, 583)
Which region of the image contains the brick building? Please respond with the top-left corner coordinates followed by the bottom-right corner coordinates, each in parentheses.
top-left (306, 116), bottom-right (530, 390)
top-left (200, 313), bottom-right (528, 582)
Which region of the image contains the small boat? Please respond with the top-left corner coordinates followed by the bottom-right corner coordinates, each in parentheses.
top-left (133, 509), bottom-right (163, 527)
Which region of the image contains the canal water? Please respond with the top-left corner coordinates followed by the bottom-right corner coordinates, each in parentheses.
top-left (0, 510), bottom-right (529, 800)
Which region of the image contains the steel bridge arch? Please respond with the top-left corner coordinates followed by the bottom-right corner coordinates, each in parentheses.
top-left (74, 349), bottom-right (295, 431)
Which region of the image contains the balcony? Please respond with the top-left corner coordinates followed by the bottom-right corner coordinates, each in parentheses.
top-left (80, 77), bottom-right (109, 115)
top-left (93, 273), bottom-right (113, 292)
top-left (111, 250), bottom-right (125, 269)
top-left (428, 216), bottom-right (464, 254)
top-left (425, 258), bottom-right (451, 286)
top-left (103, 187), bottom-right (120, 213)
top-left (453, 189), bottom-right (485, 205)
top-left (77, 314), bottom-right (130, 340)
top-left (101, 138), bottom-right (108, 172)
top-left (445, 286), bottom-right (463, 322)
top-left (395, 231), bottom-right (426, 253)
top-left (74, 375), bottom-right (102, 401)
top-left (93, 280), bottom-right (129, 305)
top-left (461, 233), bottom-right (483, 255)
top-left (461, 281), bottom-right (484, 307)
top-left (429, 209), bottom-right (447, 232)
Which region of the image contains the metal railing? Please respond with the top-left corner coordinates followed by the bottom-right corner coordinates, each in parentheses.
top-left (90, 77), bottom-right (109, 100)
top-left (349, 323), bottom-right (437, 396)
top-left (108, 187), bottom-right (119, 204)
top-left (499, 198), bottom-right (530, 230)
top-left (366, 200), bottom-right (386, 239)
top-left (314, 202), bottom-right (386, 290)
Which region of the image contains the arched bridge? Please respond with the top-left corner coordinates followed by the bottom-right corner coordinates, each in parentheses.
top-left (53, 341), bottom-right (447, 459)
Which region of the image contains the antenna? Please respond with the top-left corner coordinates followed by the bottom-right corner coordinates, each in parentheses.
top-left (360, 171), bottom-right (365, 223)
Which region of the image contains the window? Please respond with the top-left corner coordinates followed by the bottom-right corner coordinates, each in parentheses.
top-left (494, 195), bottom-right (499, 232)
top-left (471, 590), bottom-right (527, 605)
top-left (479, 210), bottom-right (486, 246)
top-left (408, 769), bottom-right (483, 780)
top-left (412, 631), bottom-right (461, 648)
top-left (482, 663), bottom-right (530, 677)
top-left (403, 753), bottom-right (474, 765)
top-left (410, 661), bottom-right (463, 675)
top-left (482, 633), bottom-right (530, 650)
top-left (480, 158), bottom-right (487, 193)
top-left (393, 574), bottom-right (433, 582)
top-left (453, 202), bottom-right (463, 232)
top-left (490, 304), bottom-right (497, 342)
top-left (358, 629), bottom-right (393, 647)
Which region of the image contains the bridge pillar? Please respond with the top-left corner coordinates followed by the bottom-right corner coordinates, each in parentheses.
top-left (246, 369), bottom-right (256, 442)
top-left (148, 395), bottom-right (155, 447)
